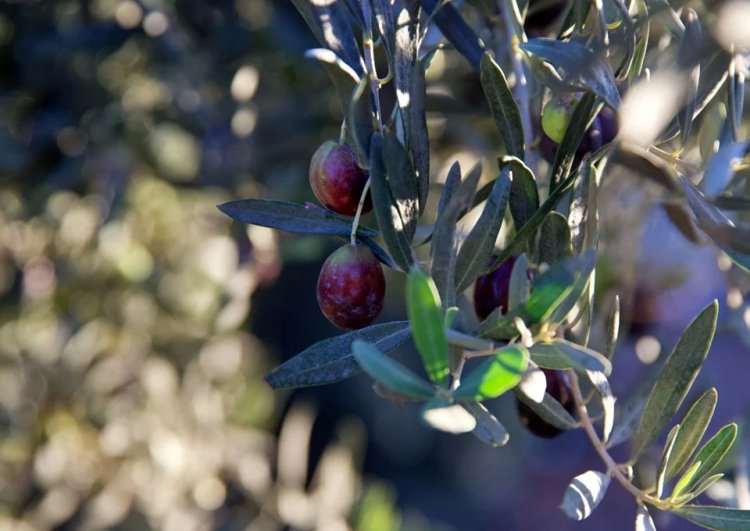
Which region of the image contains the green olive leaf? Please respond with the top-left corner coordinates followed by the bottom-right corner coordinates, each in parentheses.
top-left (407, 267), bottom-right (449, 385)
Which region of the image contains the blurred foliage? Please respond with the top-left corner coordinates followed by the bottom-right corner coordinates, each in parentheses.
top-left (0, 1), bottom-right (407, 529)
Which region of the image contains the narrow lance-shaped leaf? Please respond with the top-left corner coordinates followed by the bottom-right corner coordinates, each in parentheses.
top-left (463, 401), bottom-right (510, 447)
top-left (431, 162), bottom-right (482, 305)
top-left (656, 424), bottom-right (682, 498)
top-left (547, 248), bottom-right (597, 325)
top-left (585, 370), bottom-right (615, 444)
top-left (683, 176), bottom-right (750, 273)
top-left (421, 399), bottom-right (477, 434)
top-left (677, 10), bottom-right (701, 147)
top-left (630, 301), bottom-right (719, 461)
top-left (530, 340), bottom-right (611, 374)
top-left (352, 340), bottom-right (435, 399)
top-left (521, 39), bottom-right (621, 109)
top-left (675, 505), bottom-right (750, 530)
top-left (666, 387), bottom-right (718, 481)
top-left (491, 165), bottom-right (582, 266)
top-left (605, 295), bottom-right (620, 360)
top-left (348, 77), bottom-right (374, 168)
top-left (550, 93), bottom-right (600, 190)
top-left (421, 0), bottom-right (485, 69)
top-left (560, 470), bottom-right (610, 521)
top-left (291, 0), bottom-right (363, 76)
top-left (504, 156), bottom-right (539, 232)
top-left (369, 133), bottom-right (414, 271)
top-left (455, 169), bottom-right (511, 293)
top-left (672, 460), bottom-right (703, 500)
top-left (627, 0), bottom-right (649, 84)
top-left (407, 268), bottom-right (449, 385)
top-left (454, 346), bottom-right (529, 400)
top-left (672, 473), bottom-right (724, 507)
top-left (480, 53), bottom-right (525, 159)
top-left (569, 155), bottom-right (593, 255)
top-left (677, 423), bottom-right (738, 496)
top-left (411, 58), bottom-right (430, 213)
top-left (513, 387), bottom-right (578, 430)
top-left (508, 253), bottom-right (531, 311)
top-left (382, 130), bottom-right (419, 242)
top-left (538, 211), bottom-right (572, 265)
top-left (218, 199), bottom-right (376, 238)
top-left (265, 322), bottom-right (411, 389)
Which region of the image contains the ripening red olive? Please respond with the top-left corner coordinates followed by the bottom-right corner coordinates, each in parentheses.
top-left (309, 140), bottom-right (372, 216)
top-left (516, 368), bottom-right (576, 438)
top-left (473, 255), bottom-right (519, 322)
top-left (316, 243), bottom-right (385, 330)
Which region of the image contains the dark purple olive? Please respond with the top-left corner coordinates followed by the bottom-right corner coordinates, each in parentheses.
top-left (316, 243), bottom-right (385, 330)
top-left (473, 256), bottom-right (520, 321)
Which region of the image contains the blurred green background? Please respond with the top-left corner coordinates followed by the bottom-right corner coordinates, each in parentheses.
top-left (1, 1), bottom-right (749, 530)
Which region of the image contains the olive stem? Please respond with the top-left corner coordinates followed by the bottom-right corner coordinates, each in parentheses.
top-left (350, 178), bottom-right (372, 246)
top-left (567, 369), bottom-right (668, 509)
top-left (362, 0), bottom-right (384, 132)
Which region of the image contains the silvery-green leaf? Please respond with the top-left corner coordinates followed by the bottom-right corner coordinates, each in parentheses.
top-left (521, 39), bottom-right (621, 109)
top-left (630, 301), bottom-right (718, 461)
top-left (666, 388), bottom-right (718, 481)
top-left (218, 199), bottom-right (376, 238)
top-left (265, 322), bottom-right (411, 389)
top-left (531, 340), bottom-right (611, 374)
top-left (678, 423), bottom-right (738, 495)
top-left (480, 53), bottom-right (525, 159)
top-left (422, 0), bottom-right (486, 69)
top-left (369, 133), bottom-right (414, 271)
top-left (538, 211), bottom-right (573, 265)
top-left (569, 156), bottom-right (594, 255)
top-left (584, 370), bottom-right (615, 443)
top-left (605, 295), bottom-right (620, 360)
top-left (674, 505), bottom-right (750, 530)
top-left (508, 254), bottom-right (531, 311)
top-left (514, 383), bottom-right (579, 430)
top-left (383, 131), bottom-right (419, 242)
top-left (463, 401), bottom-right (510, 447)
top-left (353, 340), bottom-right (435, 399)
top-left (656, 424), bottom-right (682, 498)
top-left (503, 156), bottom-right (539, 232)
top-left (455, 169), bottom-right (511, 293)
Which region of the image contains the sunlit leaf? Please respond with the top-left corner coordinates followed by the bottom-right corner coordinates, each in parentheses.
top-left (265, 322), bottom-right (411, 389)
top-left (656, 424), bottom-right (681, 498)
top-left (352, 340), bottom-right (435, 399)
top-left (407, 268), bottom-right (449, 385)
top-left (630, 301), bottom-right (719, 461)
top-left (421, 399), bottom-right (476, 433)
top-left (666, 388), bottom-right (718, 481)
top-left (678, 423), bottom-right (738, 495)
top-left (605, 295), bottom-right (620, 360)
top-left (585, 370), bottom-right (615, 443)
top-left (454, 346), bottom-right (529, 400)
